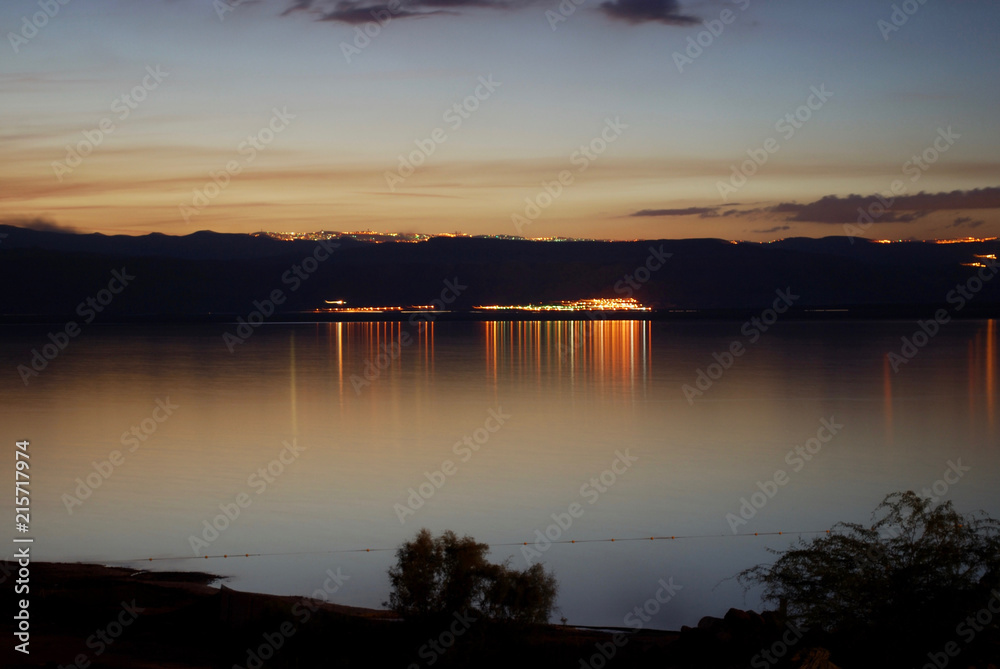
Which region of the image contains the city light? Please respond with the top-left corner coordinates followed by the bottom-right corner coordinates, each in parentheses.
top-left (931, 236), bottom-right (998, 244)
top-left (313, 303), bottom-right (440, 314)
top-left (473, 298), bottom-right (651, 312)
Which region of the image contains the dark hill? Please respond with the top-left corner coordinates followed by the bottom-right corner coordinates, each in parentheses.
top-left (2, 226), bottom-right (998, 319)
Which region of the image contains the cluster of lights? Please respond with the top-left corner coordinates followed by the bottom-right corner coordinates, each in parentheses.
top-left (314, 301), bottom-right (439, 313)
top-left (857, 238), bottom-right (999, 245)
top-left (314, 306), bottom-right (403, 313)
top-left (252, 230), bottom-right (338, 241)
top-left (250, 230), bottom-right (627, 243)
top-left (251, 231), bottom-right (998, 254)
top-left (932, 236), bottom-right (998, 245)
top-left (253, 230), bottom-right (431, 243)
top-left (473, 298), bottom-right (651, 312)
top-left (524, 236), bottom-right (614, 242)
top-left (960, 253), bottom-right (997, 269)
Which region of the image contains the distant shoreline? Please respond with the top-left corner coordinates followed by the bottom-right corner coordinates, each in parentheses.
top-left (2, 304), bottom-right (1000, 326)
top-left (1, 560), bottom-right (690, 668)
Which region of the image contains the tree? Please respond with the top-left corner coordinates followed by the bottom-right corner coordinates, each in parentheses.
top-left (481, 563), bottom-right (558, 624)
top-left (737, 491), bottom-right (1000, 663)
top-left (387, 529), bottom-right (558, 624)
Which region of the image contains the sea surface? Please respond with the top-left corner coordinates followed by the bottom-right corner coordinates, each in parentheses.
top-left (2, 319), bottom-right (998, 629)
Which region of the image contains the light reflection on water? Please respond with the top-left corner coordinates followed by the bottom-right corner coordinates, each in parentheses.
top-left (0, 319), bottom-right (997, 629)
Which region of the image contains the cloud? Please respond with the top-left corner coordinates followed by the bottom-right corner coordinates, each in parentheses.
top-left (948, 216), bottom-right (985, 229)
top-left (631, 207), bottom-right (718, 217)
top-left (598, 0), bottom-right (699, 24)
top-left (752, 225), bottom-right (791, 234)
top-left (722, 208), bottom-right (755, 217)
top-left (884, 187), bottom-right (1000, 211)
top-left (630, 204), bottom-right (769, 220)
top-left (315, 1), bottom-right (441, 23)
top-left (281, 0), bottom-right (316, 14)
top-left (274, 0), bottom-right (697, 24)
top-left (279, 0), bottom-right (511, 24)
top-left (771, 197), bottom-right (919, 224)
top-left (773, 187), bottom-right (1000, 224)
top-left (1, 217), bottom-right (78, 234)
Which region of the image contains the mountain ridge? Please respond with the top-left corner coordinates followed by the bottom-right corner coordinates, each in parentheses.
top-left (2, 225), bottom-right (998, 318)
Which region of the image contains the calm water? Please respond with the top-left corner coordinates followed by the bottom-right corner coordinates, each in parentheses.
top-left (2, 319), bottom-right (998, 629)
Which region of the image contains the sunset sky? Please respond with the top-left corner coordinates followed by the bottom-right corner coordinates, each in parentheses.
top-left (1, 0), bottom-right (998, 241)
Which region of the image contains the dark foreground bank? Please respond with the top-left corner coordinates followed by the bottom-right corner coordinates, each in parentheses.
top-left (2, 562), bottom-right (997, 669)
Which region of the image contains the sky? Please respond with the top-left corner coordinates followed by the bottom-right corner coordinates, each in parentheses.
top-left (1, 0), bottom-right (999, 241)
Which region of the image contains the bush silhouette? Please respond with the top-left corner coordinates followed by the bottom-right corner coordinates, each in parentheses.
top-left (387, 529), bottom-right (557, 624)
top-left (737, 491), bottom-right (1000, 664)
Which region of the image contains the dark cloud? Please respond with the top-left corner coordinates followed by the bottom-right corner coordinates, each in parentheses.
top-left (752, 225), bottom-right (791, 234)
top-left (598, 0), bottom-right (698, 25)
top-left (889, 187), bottom-right (1000, 211)
top-left (276, 0), bottom-right (697, 24)
top-left (773, 197), bottom-right (922, 223)
top-left (773, 187), bottom-right (1000, 224)
top-left (316, 1), bottom-right (440, 23)
top-left (948, 217), bottom-right (985, 229)
top-left (281, 0), bottom-right (316, 14)
top-left (631, 207), bottom-right (718, 217)
top-left (282, 0), bottom-right (511, 24)
top-left (1, 217), bottom-right (78, 234)
top-left (416, 0), bottom-right (503, 6)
